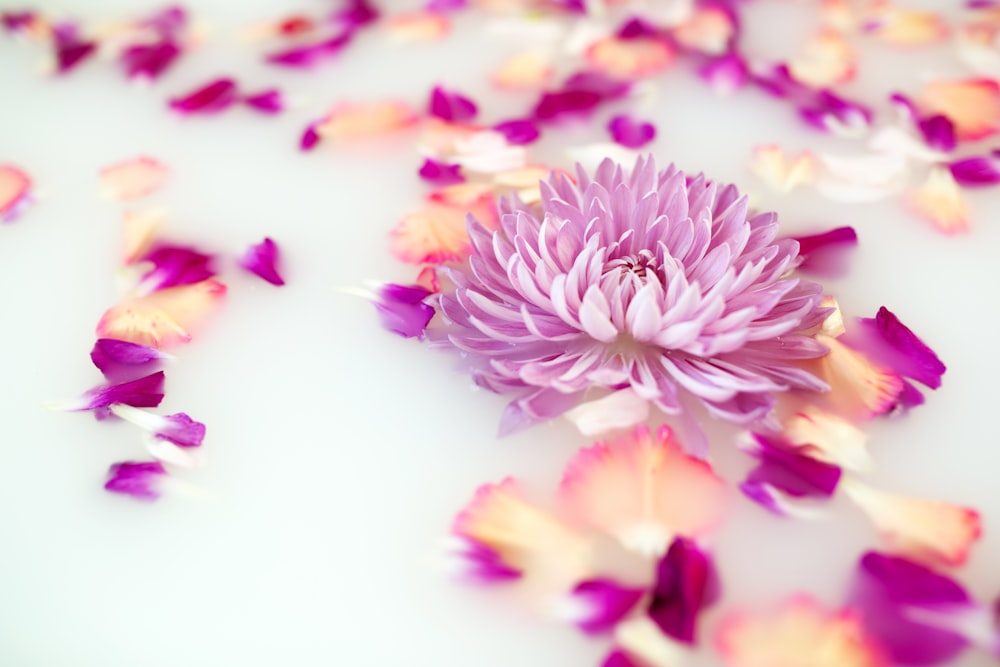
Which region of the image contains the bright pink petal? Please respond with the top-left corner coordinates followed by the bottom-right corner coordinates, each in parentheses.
top-left (169, 78), bottom-right (239, 114)
top-left (109, 404), bottom-right (206, 448)
top-left (0, 164), bottom-right (33, 222)
top-left (104, 460), bottom-right (168, 501)
top-left (241, 89), bottom-right (284, 115)
top-left (99, 157), bottom-right (169, 202)
top-left (136, 244), bottom-right (216, 293)
top-left (264, 31), bottom-right (353, 68)
top-left (948, 152), bottom-right (1000, 187)
top-left (373, 283), bottom-right (435, 339)
top-left (441, 536), bottom-right (522, 583)
top-left (844, 307), bottom-right (946, 391)
top-left (418, 158), bottom-right (465, 185)
top-left (919, 78), bottom-right (1000, 140)
top-left (740, 432), bottom-right (842, 514)
top-left (562, 578), bottom-right (645, 635)
top-left (120, 40), bottom-right (181, 81)
top-left (559, 425), bottom-right (727, 557)
top-left (54, 371), bottom-right (165, 413)
top-left (492, 118), bottom-right (540, 145)
top-left (647, 537), bottom-right (719, 644)
top-left (789, 226), bottom-right (858, 278)
top-left (97, 279), bottom-right (227, 349)
top-left (700, 53), bottom-right (748, 94)
top-left (52, 24), bottom-right (96, 74)
top-left (238, 237), bottom-right (285, 286)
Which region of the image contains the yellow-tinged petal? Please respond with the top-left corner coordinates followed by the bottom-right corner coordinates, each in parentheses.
top-left (491, 50), bottom-right (554, 90)
top-left (672, 6), bottom-right (735, 55)
top-left (783, 405), bottom-right (872, 472)
top-left (491, 165), bottom-right (563, 205)
top-left (315, 100), bottom-right (419, 141)
top-left (863, 2), bottom-right (949, 46)
top-left (585, 36), bottom-right (675, 80)
top-left (122, 208), bottom-right (166, 264)
top-left (749, 145), bottom-right (818, 193)
top-left (842, 478), bottom-right (982, 567)
top-left (615, 617), bottom-right (688, 667)
top-left (417, 118), bottom-right (486, 160)
top-left (919, 78), bottom-right (1000, 140)
top-left (956, 23), bottom-right (1000, 78)
top-left (99, 156), bottom-right (169, 202)
top-left (788, 29), bottom-right (857, 88)
top-left (96, 279), bottom-right (226, 349)
top-left (903, 167), bottom-right (969, 235)
top-left (716, 595), bottom-right (887, 667)
top-left (383, 11), bottom-right (450, 43)
top-left (389, 188), bottom-right (498, 265)
top-left (802, 335), bottom-right (904, 420)
top-left (821, 0), bottom-right (857, 31)
top-left (558, 425), bottom-right (727, 557)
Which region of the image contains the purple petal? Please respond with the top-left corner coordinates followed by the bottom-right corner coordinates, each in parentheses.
top-left (333, 0), bottom-right (380, 30)
top-left (90, 339), bottom-right (169, 380)
top-left (138, 244), bottom-right (216, 292)
top-left (425, 0), bottom-right (469, 10)
top-left (741, 432), bottom-right (842, 511)
top-left (104, 460), bottom-right (168, 501)
top-left (607, 114), bottom-right (656, 149)
top-left (53, 25), bottom-right (96, 74)
top-left (699, 53), bottom-right (748, 94)
top-left (66, 371), bottom-right (166, 412)
top-left (265, 32), bottom-right (353, 68)
top-left (498, 388), bottom-right (583, 436)
top-left (948, 153), bottom-right (1000, 187)
top-left (428, 85), bottom-right (478, 123)
top-left (789, 226), bottom-right (858, 277)
top-left (169, 78), bottom-right (239, 114)
top-left (300, 122), bottom-right (322, 151)
top-left (800, 90), bottom-right (873, 134)
top-left (374, 283), bottom-right (435, 339)
top-left (846, 307), bottom-right (946, 390)
top-left (567, 579), bottom-right (646, 634)
top-left (918, 115), bottom-right (957, 153)
top-left (241, 89), bottom-right (284, 115)
top-left (445, 537), bottom-right (522, 583)
top-left (238, 237), bottom-right (285, 286)
top-left (533, 71), bottom-right (631, 122)
top-left (492, 118), bottom-right (540, 145)
top-left (418, 158), bottom-right (465, 185)
top-left (156, 413), bottom-right (206, 448)
top-left (849, 552), bottom-right (974, 665)
top-left (120, 40), bottom-right (181, 81)
top-left (141, 6), bottom-right (188, 35)
top-left (1, 11), bottom-right (36, 33)
top-left (647, 537), bottom-right (718, 645)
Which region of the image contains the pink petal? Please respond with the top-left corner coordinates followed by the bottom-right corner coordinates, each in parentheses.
top-left (789, 226), bottom-right (858, 277)
top-left (492, 118), bottom-right (541, 145)
top-left (241, 89), bottom-right (284, 115)
top-left (802, 335), bottom-right (905, 420)
top-left (120, 40), bottom-right (181, 81)
top-left (372, 283), bottom-right (435, 339)
top-left (55, 371), bottom-right (166, 413)
top-left (104, 460), bottom-right (168, 501)
top-left (99, 157), bottom-right (169, 202)
top-left (862, 5), bottom-right (950, 46)
top-left (109, 404), bottom-right (206, 448)
top-left (90, 338), bottom-right (170, 380)
top-left (781, 405), bottom-right (872, 472)
top-left (169, 78), bottom-right (239, 114)
top-left (0, 164), bottom-right (33, 223)
top-left (749, 145), bottom-right (817, 193)
top-left (137, 244), bottom-right (216, 293)
top-left (844, 307), bottom-right (946, 390)
top-left (561, 578), bottom-right (645, 635)
top-left (238, 237), bottom-right (285, 286)
top-left (647, 537), bottom-right (719, 644)
top-left (699, 53), bottom-right (749, 95)
top-left (389, 189), bottom-right (497, 265)
top-left (532, 71), bottom-right (631, 122)
top-left (314, 100), bottom-right (419, 141)
top-left (428, 85), bottom-right (478, 123)
top-left (441, 536), bottom-right (522, 583)
top-left (740, 432), bottom-right (842, 513)
top-left (97, 279), bottom-right (227, 349)
top-left (418, 158), bottom-right (464, 185)
top-left (264, 31), bottom-right (353, 68)
top-left (53, 24), bottom-right (96, 74)
top-left (788, 29), bottom-right (857, 87)
top-left (607, 114), bottom-right (657, 149)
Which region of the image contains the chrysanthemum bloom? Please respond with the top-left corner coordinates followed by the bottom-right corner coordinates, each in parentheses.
top-left (433, 156), bottom-right (830, 435)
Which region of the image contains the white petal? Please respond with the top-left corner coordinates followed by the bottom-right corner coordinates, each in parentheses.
top-left (562, 388), bottom-right (650, 436)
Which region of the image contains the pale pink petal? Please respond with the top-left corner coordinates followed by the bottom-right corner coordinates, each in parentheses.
top-left (862, 4), bottom-right (950, 46)
top-left (383, 12), bottom-right (450, 43)
top-left (585, 37), bottom-right (675, 80)
top-left (903, 167), bottom-right (970, 235)
top-left (749, 145), bottom-right (817, 193)
top-left (919, 78), bottom-right (1000, 140)
top-left (716, 595), bottom-right (888, 667)
top-left (788, 29), bottom-right (857, 87)
top-left (558, 425), bottom-right (727, 557)
top-left (99, 157), bottom-right (169, 202)
top-left (0, 164), bottom-right (33, 222)
top-left (491, 50), bottom-right (554, 90)
top-left (122, 209), bottom-right (165, 264)
top-left (814, 152), bottom-right (908, 203)
top-left (842, 478), bottom-right (982, 567)
top-left (315, 100), bottom-right (419, 142)
top-left (389, 189), bottom-right (498, 265)
top-left (672, 6), bottom-right (736, 55)
top-left (562, 388), bottom-right (650, 436)
top-left (96, 279), bottom-right (227, 349)
top-left (416, 118), bottom-right (486, 159)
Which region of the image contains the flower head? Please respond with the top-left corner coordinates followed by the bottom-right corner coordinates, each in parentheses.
top-left (434, 156), bottom-right (829, 435)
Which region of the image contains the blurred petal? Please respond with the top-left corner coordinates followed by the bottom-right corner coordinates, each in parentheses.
top-left (613, 617), bottom-right (688, 667)
top-left (789, 226), bottom-right (858, 278)
top-left (607, 114), bottom-right (657, 149)
top-left (241, 89), bottom-right (284, 115)
top-left (741, 432), bottom-right (842, 501)
top-left (585, 36), bottom-right (674, 80)
top-left (699, 53), bottom-right (748, 95)
top-left (97, 279), bottom-right (227, 349)
top-left (99, 157), bottom-right (169, 201)
top-left (844, 307), bottom-right (946, 390)
top-left (428, 85), bottom-right (478, 123)
top-left (948, 152), bottom-right (1000, 187)
top-left (441, 536), bottom-right (523, 583)
top-left (782, 405), bottom-right (872, 472)
top-left (788, 29), bottom-right (857, 87)
top-left (0, 164), bottom-right (33, 223)
top-left (168, 78), bottom-right (239, 114)
top-left (558, 578), bottom-right (645, 635)
top-left (647, 537), bottom-right (719, 644)
top-left (109, 404), bottom-right (206, 448)
top-left (492, 118), bottom-right (541, 145)
top-left (903, 167), bottom-right (969, 235)
top-left (749, 145), bottom-right (817, 193)
top-left (122, 208), bottom-right (165, 264)
top-left (563, 388), bottom-right (650, 436)
top-left (238, 237), bottom-right (285, 286)
top-left (135, 244), bottom-right (216, 293)
top-left (51, 371), bottom-right (165, 413)
top-left (105, 460), bottom-right (168, 501)
top-left (491, 50), bottom-right (554, 90)
top-left (316, 100), bottom-right (419, 141)
top-left (805, 335), bottom-right (905, 420)
top-left (372, 283), bottom-right (435, 339)
top-left (862, 4), bottom-right (949, 46)
top-left (264, 31), bottom-right (353, 68)
top-left (672, 5), bottom-right (736, 55)
top-left (919, 78), bottom-right (1000, 140)
top-left (418, 158), bottom-right (465, 185)
top-left (90, 338), bottom-right (170, 380)
top-left (383, 11), bottom-right (450, 43)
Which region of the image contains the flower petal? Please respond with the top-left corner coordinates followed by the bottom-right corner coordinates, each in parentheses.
top-left (862, 5), bottom-right (949, 46)
top-left (749, 145), bottom-right (817, 193)
top-left (372, 283), bottom-right (435, 339)
top-left (788, 29), bottom-right (857, 87)
top-left (788, 226), bottom-right (858, 278)
top-left (782, 405), bottom-right (872, 472)
top-left (440, 536), bottom-right (522, 584)
top-left (383, 11), bottom-right (450, 43)
top-left (99, 157), bottom-right (169, 202)
top-left (90, 338), bottom-right (170, 380)
top-left (0, 164), bottom-right (33, 223)
top-left (168, 78), bottom-right (239, 114)
top-left (428, 85), bottom-right (478, 123)
top-left (647, 537), bottom-right (719, 645)
top-left (947, 152), bottom-right (1000, 187)
top-left (562, 388), bottom-right (650, 436)
top-left (903, 167), bottom-right (969, 235)
top-left (104, 460), bottom-right (168, 501)
top-left (491, 50), bottom-right (553, 90)
top-left (389, 192), bottom-right (497, 265)
top-left (741, 432), bottom-right (842, 501)
top-left (585, 36), bottom-right (674, 80)
top-left (109, 404), bottom-right (206, 448)
top-left (135, 244), bottom-right (216, 294)
top-left (238, 237), bottom-right (285, 286)
top-left (315, 99), bottom-right (419, 141)
top-left (558, 578), bottom-right (646, 635)
top-left (919, 78), bottom-right (1000, 140)
top-left (607, 114), bottom-right (657, 149)
top-left (122, 209), bottom-right (165, 264)
top-left (804, 335), bottom-right (905, 420)
top-left (97, 279), bottom-right (227, 349)
top-left (843, 307), bottom-right (946, 391)
top-left (53, 371), bottom-right (165, 413)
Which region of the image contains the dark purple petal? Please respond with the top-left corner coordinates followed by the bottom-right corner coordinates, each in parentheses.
top-left (265, 31), bottom-right (353, 68)
top-left (607, 114), bottom-right (656, 149)
top-left (569, 579), bottom-right (646, 634)
top-left (300, 122), bottom-right (322, 151)
top-left (53, 24), bottom-right (96, 74)
top-left (90, 339), bottom-right (168, 380)
top-left (895, 380), bottom-right (926, 412)
top-left (238, 237), bottom-right (285, 286)
top-left (169, 78), bottom-right (239, 114)
top-left (492, 118), bottom-right (540, 145)
top-left (849, 552), bottom-right (974, 665)
top-left (104, 460), bottom-right (168, 501)
top-left (68, 371), bottom-right (166, 412)
top-left (699, 53), bottom-right (748, 94)
top-left (138, 245), bottom-right (216, 292)
top-left (428, 85), bottom-right (478, 123)
top-left (617, 16), bottom-right (660, 40)
top-left (241, 89), bottom-right (284, 115)
top-left (374, 283), bottom-right (434, 339)
top-left (846, 307), bottom-right (946, 390)
top-left (156, 413), bottom-right (206, 448)
top-left (418, 158), bottom-right (465, 185)
top-left (332, 0), bottom-right (380, 30)
top-left (948, 153), bottom-right (1000, 187)
top-left (789, 226), bottom-right (858, 277)
top-left (1, 11), bottom-right (35, 33)
top-left (918, 115), bottom-right (957, 153)
top-left (120, 40), bottom-right (181, 81)
top-left (647, 537), bottom-right (718, 645)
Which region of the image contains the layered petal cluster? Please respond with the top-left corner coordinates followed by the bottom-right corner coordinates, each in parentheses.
top-left (435, 156), bottom-right (828, 433)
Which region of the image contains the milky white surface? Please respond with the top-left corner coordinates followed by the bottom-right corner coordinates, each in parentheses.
top-left (0, 2), bottom-right (997, 666)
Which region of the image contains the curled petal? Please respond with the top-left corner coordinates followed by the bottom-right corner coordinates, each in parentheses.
top-left (919, 78), bottom-right (1000, 140)
top-left (136, 244), bottom-right (216, 294)
top-left (238, 237), bottom-right (285, 286)
top-left (99, 157), bottom-right (169, 201)
top-left (105, 460), bottom-right (168, 501)
top-left (97, 279), bottom-right (227, 349)
top-left (109, 404), bottom-right (206, 448)
top-left (558, 425), bottom-right (727, 557)
top-left (903, 167), bottom-right (969, 235)
top-left (844, 307), bottom-right (945, 390)
top-left (842, 478), bottom-right (981, 567)
top-left (315, 100), bottom-right (419, 141)
top-left (741, 432), bottom-right (842, 502)
top-left (0, 164), bottom-right (33, 223)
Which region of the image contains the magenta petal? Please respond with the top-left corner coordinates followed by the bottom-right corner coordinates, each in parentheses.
top-left (300, 122), bottom-right (321, 151)
top-left (789, 226), bottom-right (858, 277)
top-left (607, 114), bottom-right (656, 149)
top-left (91, 339), bottom-right (168, 380)
top-left (374, 283), bottom-right (434, 339)
top-left (847, 307), bottom-right (946, 390)
top-left (448, 538), bottom-right (522, 583)
top-left (617, 16), bottom-right (661, 39)
top-left (426, 0), bottom-right (469, 11)
top-left (428, 85), bottom-right (478, 123)
top-left (104, 460), bottom-right (168, 501)
top-left (570, 578), bottom-right (646, 634)
top-left (142, 6), bottom-right (187, 35)
top-left (800, 90), bottom-right (872, 133)
top-left (647, 537), bottom-right (718, 645)
top-left (265, 31), bottom-right (353, 67)
top-left (138, 245), bottom-right (216, 292)
top-left (120, 40), bottom-right (181, 81)
top-left (492, 119), bottom-right (540, 145)
top-left (918, 115), bottom-right (957, 153)
top-left (241, 89), bottom-right (284, 115)
top-left (54, 31), bottom-right (97, 74)
top-left (849, 552), bottom-right (974, 666)
top-left (333, 0), bottom-right (380, 30)
top-left (533, 71), bottom-right (631, 122)
top-left (73, 371), bottom-right (166, 412)
top-left (169, 78), bottom-right (239, 114)
top-left (156, 413), bottom-right (206, 448)
top-left (418, 158), bottom-right (465, 185)
top-left (741, 433), bottom-right (841, 514)
top-left (602, 650), bottom-right (642, 667)
top-left (948, 153), bottom-right (1000, 187)
top-left (238, 237), bottom-right (285, 286)
top-left (700, 53), bottom-right (748, 94)
top-left (1, 11), bottom-right (35, 33)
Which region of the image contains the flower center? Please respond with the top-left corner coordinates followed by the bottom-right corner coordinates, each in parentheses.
top-left (605, 250), bottom-right (660, 282)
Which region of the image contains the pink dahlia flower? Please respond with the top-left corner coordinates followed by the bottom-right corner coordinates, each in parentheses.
top-left (434, 156), bottom-right (829, 434)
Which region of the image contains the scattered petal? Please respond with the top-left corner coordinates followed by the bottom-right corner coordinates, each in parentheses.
top-left (418, 158), bottom-right (465, 185)
top-left (0, 164), bottom-right (33, 223)
top-left (168, 78), bottom-right (239, 114)
top-left (607, 114), bottom-right (656, 149)
top-left (241, 89), bottom-right (284, 115)
top-left (383, 11), bottom-right (450, 43)
top-left (862, 5), bottom-right (949, 46)
top-left (789, 226), bottom-right (858, 278)
top-left (238, 237), bottom-right (285, 286)
top-left (264, 31), bottom-right (353, 68)
top-left (919, 78), bottom-right (1000, 141)
top-left (389, 190), bottom-right (497, 265)
top-left (51, 371), bottom-right (165, 413)
top-left (52, 23), bottom-right (97, 74)
top-left (136, 244), bottom-right (216, 294)
top-left (97, 279), bottom-right (227, 349)
top-left (491, 118), bottom-right (541, 145)
top-left (104, 460), bottom-right (168, 501)
top-left (491, 50), bottom-right (554, 90)
top-left (109, 404), bottom-right (206, 448)
top-left (122, 208), bottom-right (165, 264)
top-left (749, 145), bottom-right (817, 193)
top-left (699, 52), bottom-right (748, 95)
top-left (315, 100), bottom-right (419, 142)
top-left (613, 617), bottom-right (688, 667)
top-left (843, 307), bottom-right (946, 391)
top-left (782, 405), bottom-right (872, 472)
top-left (740, 432), bottom-right (842, 513)
top-left (803, 335), bottom-right (905, 420)
top-left (429, 85), bottom-right (478, 123)
top-left (672, 5), bottom-right (737, 55)
top-left (563, 388), bottom-right (650, 436)
top-left (788, 29), bottom-right (857, 87)
top-left (120, 40), bottom-right (182, 82)
top-left (441, 535), bottom-right (523, 583)
top-left (585, 36), bottom-right (675, 80)
top-left (90, 338), bottom-right (170, 380)
top-left (948, 151), bottom-right (1000, 187)
top-left (903, 167), bottom-right (969, 235)
top-left (559, 578), bottom-right (646, 635)
top-left (371, 283), bottom-right (435, 339)
top-left (99, 157), bottom-right (169, 202)
top-left (647, 537), bottom-right (719, 644)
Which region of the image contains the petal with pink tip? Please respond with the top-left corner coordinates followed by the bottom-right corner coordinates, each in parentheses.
top-left (782, 405), bottom-right (872, 472)
top-left (585, 37), bottom-right (674, 81)
top-left (919, 79), bottom-right (1000, 140)
top-left (441, 536), bottom-right (522, 584)
top-left (749, 145), bottom-right (817, 193)
top-left (802, 335), bottom-right (904, 420)
top-left (383, 11), bottom-right (450, 43)
top-left (97, 279), bottom-right (227, 349)
top-left (558, 425), bottom-right (727, 557)
top-left (716, 595), bottom-right (887, 667)
top-left (0, 164), bottom-right (33, 223)
top-left (903, 167), bottom-right (969, 235)
top-left (842, 478), bottom-right (982, 567)
top-left (862, 5), bottom-right (949, 46)
top-left (315, 100), bottom-right (419, 142)
top-left (389, 191), bottom-right (497, 265)
top-left (491, 50), bottom-right (554, 90)
top-left (788, 29), bottom-right (857, 87)
top-left (99, 157), bottom-right (168, 202)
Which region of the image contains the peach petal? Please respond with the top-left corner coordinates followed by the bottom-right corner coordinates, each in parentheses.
top-left (315, 100), bottom-right (419, 141)
top-left (919, 78), bottom-right (1000, 140)
top-left (383, 11), bottom-right (450, 43)
top-left (416, 118), bottom-right (486, 160)
top-left (585, 36), bottom-right (675, 81)
top-left (842, 478), bottom-right (982, 567)
top-left (0, 164), bottom-right (32, 220)
top-left (558, 425), bottom-right (727, 557)
top-left (956, 23), bottom-right (1000, 78)
top-left (863, 3), bottom-right (949, 46)
top-left (716, 595), bottom-right (887, 667)
top-left (99, 156), bottom-right (169, 202)
top-left (783, 405), bottom-right (872, 472)
top-left (96, 279), bottom-right (226, 349)
top-left (903, 167), bottom-right (969, 235)
top-left (491, 50), bottom-right (554, 90)
top-left (491, 165), bottom-right (559, 204)
top-left (805, 335), bottom-right (905, 420)
top-left (122, 208), bottom-right (166, 264)
top-left (821, 0), bottom-right (857, 31)
top-left (789, 29), bottom-right (857, 88)
top-left (389, 189), bottom-right (497, 265)
top-left (672, 6), bottom-right (735, 55)
top-left (749, 145), bottom-right (817, 193)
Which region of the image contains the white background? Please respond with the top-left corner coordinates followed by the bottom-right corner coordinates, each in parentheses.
top-left (0, 1), bottom-right (997, 666)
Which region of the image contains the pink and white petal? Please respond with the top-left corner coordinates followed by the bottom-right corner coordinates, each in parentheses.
top-left (440, 535), bottom-right (523, 584)
top-left (804, 335), bottom-right (905, 420)
top-left (105, 460), bottom-right (169, 501)
top-left (919, 78), bottom-right (1000, 140)
top-left (699, 53), bottom-right (748, 95)
top-left (585, 37), bottom-right (675, 81)
top-left (315, 100), bottom-right (419, 141)
top-left (144, 434), bottom-right (203, 468)
top-left (903, 167), bottom-right (969, 235)
top-left (0, 164), bottom-right (33, 222)
top-left (715, 595), bottom-right (887, 667)
top-left (383, 11), bottom-right (450, 43)
top-left (555, 578), bottom-right (646, 635)
top-left (740, 482), bottom-right (831, 519)
top-left (452, 478), bottom-right (592, 585)
top-left (749, 145), bottom-right (818, 193)
top-left (672, 6), bottom-right (736, 55)
top-left (862, 5), bottom-right (949, 46)
top-left (238, 237), bottom-right (285, 286)
top-left (389, 191), bottom-right (497, 265)
top-left (559, 425), bottom-right (727, 557)
top-left (842, 478), bottom-right (982, 567)
top-left (562, 388), bottom-right (650, 436)
top-left (99, 157), bottom-right (168, 201)
top-left (372, 282), bottom-right (435, 339)
top-left (97, 278), bottom-right (227, 349)
top-left (782, 405), bottom-right (872, 472)
top-left (491, 50), bottom-right (554, 90)
top-left (122, 209), bottom-right (165, 264)
top-left (109, 404), bottom-right (206, 448)
top-left (613, 617), bottom-right (689, 667)
top-left (788, 226), bottom-right (857, 278)
top-left (788, 29), bottom-right (857, 87)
